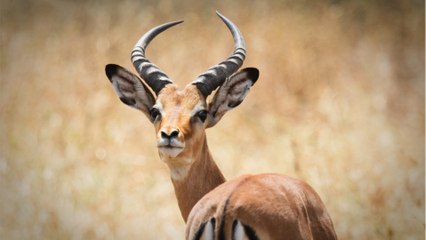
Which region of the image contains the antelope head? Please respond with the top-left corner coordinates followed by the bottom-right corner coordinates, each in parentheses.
top-left (105, 12), bottom-right (259, 173)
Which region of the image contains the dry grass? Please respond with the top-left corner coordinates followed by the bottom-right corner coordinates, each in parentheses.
top-left (0, 0), bottom-right (424, 239)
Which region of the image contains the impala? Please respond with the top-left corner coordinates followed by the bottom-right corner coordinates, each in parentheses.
top-left (105, 12), bottom-right (337, 239)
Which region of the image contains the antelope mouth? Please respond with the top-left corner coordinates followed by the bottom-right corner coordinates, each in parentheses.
top-left (157, 141), bottom-right (185, 149)
top-left (157, 143), bottom-right (185, 158)
top-left (158, 145), bottom-right (184, 150)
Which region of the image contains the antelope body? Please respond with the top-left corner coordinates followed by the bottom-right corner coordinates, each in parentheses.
top-left (105, 11), bottom-right (337, 240)
top-left (187, 174), bottom-right (337, 240)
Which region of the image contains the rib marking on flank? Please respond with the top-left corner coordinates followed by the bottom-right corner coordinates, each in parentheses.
top-left (218, 196), bottom-right (232, 240)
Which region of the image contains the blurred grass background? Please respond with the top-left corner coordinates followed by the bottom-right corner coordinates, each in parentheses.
top-left (0, 0), bottom-right (424, 239)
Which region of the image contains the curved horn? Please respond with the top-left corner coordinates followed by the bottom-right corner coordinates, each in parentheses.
top-left (192, 11), bottom-right (246, 97)
top-left (131, 20), bottom-right (183, 94)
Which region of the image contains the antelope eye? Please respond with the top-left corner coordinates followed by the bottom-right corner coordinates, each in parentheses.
top-left (196, 110), bottom-right (208, 123)
top-left (149, 108), bottom-right (161, 121)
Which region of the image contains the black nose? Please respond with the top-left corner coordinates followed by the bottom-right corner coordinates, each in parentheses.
top-left (161, 129), bottom-right (180, 140)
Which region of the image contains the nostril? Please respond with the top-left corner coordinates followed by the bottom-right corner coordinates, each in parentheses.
top-left (170, 129), bottom-right (179, 138)
top-left (161, 131), bottom-right (169, 139)
top-left (161, 129), bottom-right (180, 139)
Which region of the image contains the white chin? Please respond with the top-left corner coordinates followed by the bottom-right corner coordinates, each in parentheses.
top-left (159, 147), bottom-right (184, 158)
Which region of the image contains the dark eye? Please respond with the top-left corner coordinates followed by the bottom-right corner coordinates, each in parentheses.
top-left (196, 110), bottom-right (208, 123)
top-left (150, 108), bottom-right (161, 121)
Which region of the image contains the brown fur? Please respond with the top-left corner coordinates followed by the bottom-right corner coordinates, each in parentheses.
top-left (186, 174), bottom-right (338, 240)
top-left (172, 139), bottom-right (225, 221)
top-left (153, 84), bottom-right (227, 221)
top-left (106, 65), bottom-right (336, 238)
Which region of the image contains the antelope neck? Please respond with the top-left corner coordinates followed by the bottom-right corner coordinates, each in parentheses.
top-left (168, 136), bottom-right (226, 222)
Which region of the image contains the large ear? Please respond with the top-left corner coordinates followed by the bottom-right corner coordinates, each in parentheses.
top-left (207, 68), bottom-right (259, 128)
top-left (105, 64), bottom-right (155, 119)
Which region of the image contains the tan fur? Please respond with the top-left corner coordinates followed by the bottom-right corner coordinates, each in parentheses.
top-left (172, 139), bottom-right (225, 222)
top-left (106, 64), bottom-right (336, 238)
top-left (153, 84), bottom-right (226, 221)
top-left (186, 174), bottom-right (338, 240)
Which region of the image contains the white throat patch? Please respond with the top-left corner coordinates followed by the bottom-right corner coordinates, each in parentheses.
top-left (160, 155), bottom-right (193, 181)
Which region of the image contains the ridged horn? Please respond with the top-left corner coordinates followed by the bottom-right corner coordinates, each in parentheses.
top-left (131, 20), bottom-right (183, 94)
top-left (192, 11), bottom-right (246, 97)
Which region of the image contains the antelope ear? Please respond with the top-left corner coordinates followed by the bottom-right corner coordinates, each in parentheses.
top-left (207, 68), bottom-right (259, 128)
top-left (105, 64), bottom-right (155, 119)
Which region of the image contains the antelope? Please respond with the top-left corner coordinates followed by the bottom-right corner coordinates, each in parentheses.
top-left (105, 12), bottom-right (337, 240)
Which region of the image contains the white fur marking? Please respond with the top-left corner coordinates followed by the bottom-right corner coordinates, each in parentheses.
top-left (169, 164), bottom-right (191, 181)
top-left (190, 102), bottom-right (208, 117)
top-left (200, 219), bottom-right (214, 240)
top-left (166, 157), bottom-right (192, 181)
top-left (233, 220), bottom-right (244, 240)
